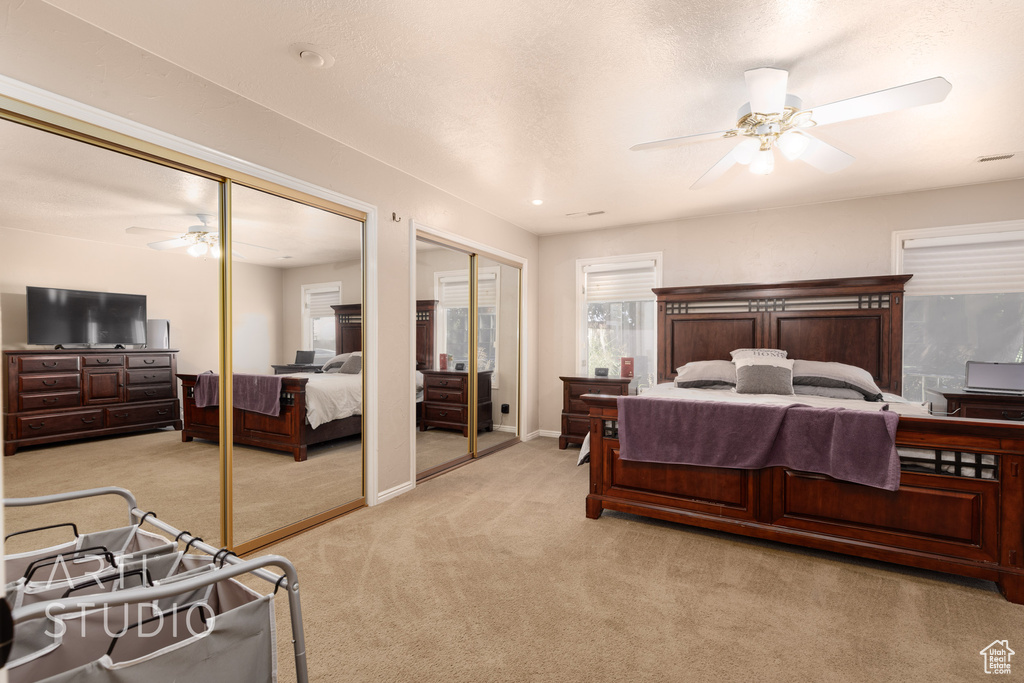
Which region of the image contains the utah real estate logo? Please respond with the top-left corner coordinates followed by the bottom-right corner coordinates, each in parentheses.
top-left (980, 640), bottom-right (1014, 675)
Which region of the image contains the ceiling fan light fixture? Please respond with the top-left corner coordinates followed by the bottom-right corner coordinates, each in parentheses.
top-left (187, 242), bottom-right (209, 258)
top-left (209, 244), bottom-right (222, 259)
top-left (777, 131), bottom-right (810, 161)
top-left (749, 149), bottom-right (775, 175)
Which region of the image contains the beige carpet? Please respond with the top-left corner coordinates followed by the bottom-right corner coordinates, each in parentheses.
top-left (4, 429), bottom-right (363, 550)
top-left (7, 437), bottom-right (1023, 681)
top-left (263, 438), bottom-right (1023, 683)
top-left (416, 428), bottom-right (518, 475)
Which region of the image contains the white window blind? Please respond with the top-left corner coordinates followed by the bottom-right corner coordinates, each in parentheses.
top-left (305, 286), bottom-right (340, 315)
top-left (583, 260), bottom-right (657, 303)
top-left (902, 230), bottom-right (1024, 296)
top-left (438, 273), bottom-right (497, 307)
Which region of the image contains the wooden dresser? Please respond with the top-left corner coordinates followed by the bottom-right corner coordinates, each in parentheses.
top-left (4, 349), bottom-right (181, 456)
top-left (944, 392), bottom-right (1024, 422)
top-left (558, 375), bottom-right (631, 449)
top-left (419, 370), bottom-right (492, 436)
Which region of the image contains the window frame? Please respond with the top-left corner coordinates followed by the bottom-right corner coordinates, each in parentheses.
top-left (575, 252), bottom-right (663, 376)
top-left (434, 267), bottom-right (501, 386)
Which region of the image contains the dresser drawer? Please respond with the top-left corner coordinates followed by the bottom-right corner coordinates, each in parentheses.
top-left (83, 355), bottom-right (124, 367)
top-left (424, 374), bottom-right (467, 390)
top-left (424, 386), bottom-right (466, 404)
top-left (127, 368), bottom-right (172, 385)
top-left (19, 391), bottom-right (81, 412)
top-left (17, 356), bottom-right (81, 374)
top-left (423, 403), bottom-right (467, 424)
top-left (127, 384), bottom-right (175, 402)
top-left (17, 409), bottom-right (104, 438)
top-left (961, 404), bottom-right (1024, 421)
top-left (19, 373), bottom-right (81, 393)
top-left (106, 401), bottom-right (177, 427)
top-left (126, 354), bottom-right (171, 369)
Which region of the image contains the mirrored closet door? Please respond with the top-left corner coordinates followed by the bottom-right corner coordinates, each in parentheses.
top-left (229, 184), bottom-right (365, 550)
top-left (475, 257), bottom-right (521, 455)
top-left (0, 116), bottom-right (222, 549)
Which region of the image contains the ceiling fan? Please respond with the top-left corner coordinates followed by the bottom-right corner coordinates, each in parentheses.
top-left (126, 214), bottom-right (275, 258)
top-left (631, 68), bottom-right (952, 189)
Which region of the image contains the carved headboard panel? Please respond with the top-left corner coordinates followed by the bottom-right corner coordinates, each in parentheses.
top-left (655, 275), bottom-right (911, 394)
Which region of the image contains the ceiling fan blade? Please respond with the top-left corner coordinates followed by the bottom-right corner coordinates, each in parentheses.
top-left (630, 130), bottom-right (734, 152)
top-left (808, 77), bottom-right (951, 128)
top-left (126, 226), bottom-right (179, 236)
top-left (797, 134), bottom-right (855, 173)
top-left (690, 145), bottom-right (741, 190)
top-left (745, 67), bottom-right (789, 114)
top-left (147, 237), bottom-right (189, 250)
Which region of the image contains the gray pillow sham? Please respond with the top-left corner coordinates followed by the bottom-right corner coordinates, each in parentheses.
top-left (674, 360), bottom-right (736, 388)
top-left (792, 360), bottom-right (883, 401)
top-left (321, 353), bottom-right (352, 372)
top-left (338, 353), bottom-right (362, 374)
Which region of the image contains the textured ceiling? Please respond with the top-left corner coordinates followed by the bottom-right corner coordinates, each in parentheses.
top-left (0, 117), bottom-right (362, 268)
top-left (35, 0), bottom-right (1024, 234)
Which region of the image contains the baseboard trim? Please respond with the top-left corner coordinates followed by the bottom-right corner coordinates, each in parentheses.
top-left (376, 479), bottom-right (415, 504)
top-left (525, 430), bottom-right (559, 441)
top-left (493, 424), bottom-right (517, 433)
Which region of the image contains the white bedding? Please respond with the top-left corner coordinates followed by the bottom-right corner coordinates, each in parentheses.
top-left (282, 371), bottom-right (362, 429)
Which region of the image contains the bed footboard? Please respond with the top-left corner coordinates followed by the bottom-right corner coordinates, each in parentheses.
top-left (584, 394), bottom-right (1024, 604)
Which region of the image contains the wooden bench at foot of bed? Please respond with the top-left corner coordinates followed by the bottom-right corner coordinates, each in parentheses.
top-left (178, 374), bottom-right (361, 462)
top-left (584, 393), bottom-right (1024, 604)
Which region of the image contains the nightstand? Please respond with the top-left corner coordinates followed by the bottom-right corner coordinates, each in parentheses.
top-left (558, 375), bottom-right (631, 449)
top-left (944, 392), bottom-right (1024, 421)
top-left (420, 370), bottom-right (493, 435)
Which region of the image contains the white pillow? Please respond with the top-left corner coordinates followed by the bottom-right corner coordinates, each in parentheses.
top-left (675, 360), bottom-right (736, 388)
top-left (730, 348), bottom-right (788, 360)
top-left (321, 353), bottom-right (352, 372)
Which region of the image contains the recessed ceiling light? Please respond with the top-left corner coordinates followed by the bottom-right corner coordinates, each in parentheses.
top-left (290, 43), bottom-right (335, 69)
top-left (531, 199), bottom-right (544, 206)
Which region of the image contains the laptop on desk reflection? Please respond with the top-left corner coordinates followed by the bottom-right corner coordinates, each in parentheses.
top-left (964, 361), bottom-right (1024, 396)
top-left (294, 350), bottom-right (316, 365)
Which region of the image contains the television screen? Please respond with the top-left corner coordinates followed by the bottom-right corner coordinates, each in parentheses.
top-left (27, 286), bottom-right (147, 346)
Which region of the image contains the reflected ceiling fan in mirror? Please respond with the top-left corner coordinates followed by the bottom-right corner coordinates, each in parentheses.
top-left (125, 214), bottom-right (276, 258)
top-left (631, 68), bottom-right (952, 189)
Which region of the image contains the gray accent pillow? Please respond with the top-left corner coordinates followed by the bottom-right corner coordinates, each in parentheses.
top-left (674, 360), bottom-right (736, 388)
top-left (793, 385), bottom-right (866, 401)
top-left (735, 356), bottom-right (794, 395)
top-left (792, 360), bottom-right (883, 401)
top-left (730, 348), bottom-right (788, 360)
top-left (321, 353), bottom-right (352, 372)
top-left (338, 353), bottom-right (362, 374)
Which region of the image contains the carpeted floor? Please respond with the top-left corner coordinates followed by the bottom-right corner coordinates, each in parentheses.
top-left (7, 437), bottom-right (1023, 681)
top-left (415, 427), bottom-right (518, 475)
top-left (263, 438), bottom-right (1023, 683)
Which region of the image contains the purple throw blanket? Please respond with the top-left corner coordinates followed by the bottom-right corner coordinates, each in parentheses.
top-left (193, 373), bottom-right (283, 417)
top-left (617, 395), bottom-right (901, 491)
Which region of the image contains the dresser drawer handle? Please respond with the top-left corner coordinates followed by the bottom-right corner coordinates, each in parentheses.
top-left (81, 417), bottom-right (96, 424)
top-left (42, 361), bottom-right (58, 368)
top-left (439, 411), bottom-right (447, 417)
top-left (1003, 411), bottom-right (1024, 421)
top-left (114, 413), bottom-right (129, 419)
top-left (157, 409), bottom-right (170, 416)
top-left (439, 380), bottom-right (449, 386)
top-left (97, 358), bottom-right (110, 364)
top-left (143, 359), bottom-right (156, 365)
top-left (144, 390), bottom-right (157, 396)
top-left (43, 397), bottom-right (58, 404)
top-left (143, 375), bottom-right (157, 380)
top-left (439, 393), bottom-right (448, 400)
top-left (28, 423), bottom-right (44, 430)
top-left (42, 379), bottom-right (59, 386)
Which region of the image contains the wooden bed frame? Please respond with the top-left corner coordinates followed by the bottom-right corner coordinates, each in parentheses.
top-left (584, 275), bottom-right (1024, 604)
top-left (177, 374), bottom-right (360, 462)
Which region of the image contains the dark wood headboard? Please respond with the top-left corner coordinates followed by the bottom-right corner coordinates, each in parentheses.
top-left (655, 275), bottom-right (912, 394)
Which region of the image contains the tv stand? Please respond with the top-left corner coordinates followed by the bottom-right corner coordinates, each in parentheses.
top-left (4, 349), bottom-right (181, 456)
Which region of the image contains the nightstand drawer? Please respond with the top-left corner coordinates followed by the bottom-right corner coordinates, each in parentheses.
top-left (962, 405), bottom-right (1024, 421)
top-left (423, 403), bottom-right (467, 424)
top-left (567, 382), bottom-right (627, 399)
top-left (425, 386), bottom-right (466, 404)
top-left (424, 374), bottom-right (467, 390)
top-left (562, 414), bottom-right (590, 438)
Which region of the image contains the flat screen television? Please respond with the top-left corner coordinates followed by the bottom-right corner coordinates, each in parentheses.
top-left (27, 286), bottom-right (147, 347)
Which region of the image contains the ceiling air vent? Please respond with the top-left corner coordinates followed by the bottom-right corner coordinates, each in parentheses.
top-left (975, 153), bottom-right (1016, 163)
top-left (565, 211), bottom-right (606, 218)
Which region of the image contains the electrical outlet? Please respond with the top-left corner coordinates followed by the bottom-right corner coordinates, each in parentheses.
top-left (501, 403), bottom-right (510, 414)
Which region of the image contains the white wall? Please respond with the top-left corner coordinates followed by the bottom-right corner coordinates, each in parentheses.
top-left (0, 0), bottom-right (541, 495)
top-left (537, 178), bottom-right (1024, 432)
top-left (280, 260), bottom-right (362, 364)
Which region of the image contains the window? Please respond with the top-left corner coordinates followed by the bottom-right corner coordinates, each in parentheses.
top-left (301, 282), bottom-right (341, 363)
top-left (576, 253), bottom-right (662, 388)
top-left (895, 222), bottom-right (1024, 401)
top-left (435, 268), bottom-right (499, 382)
